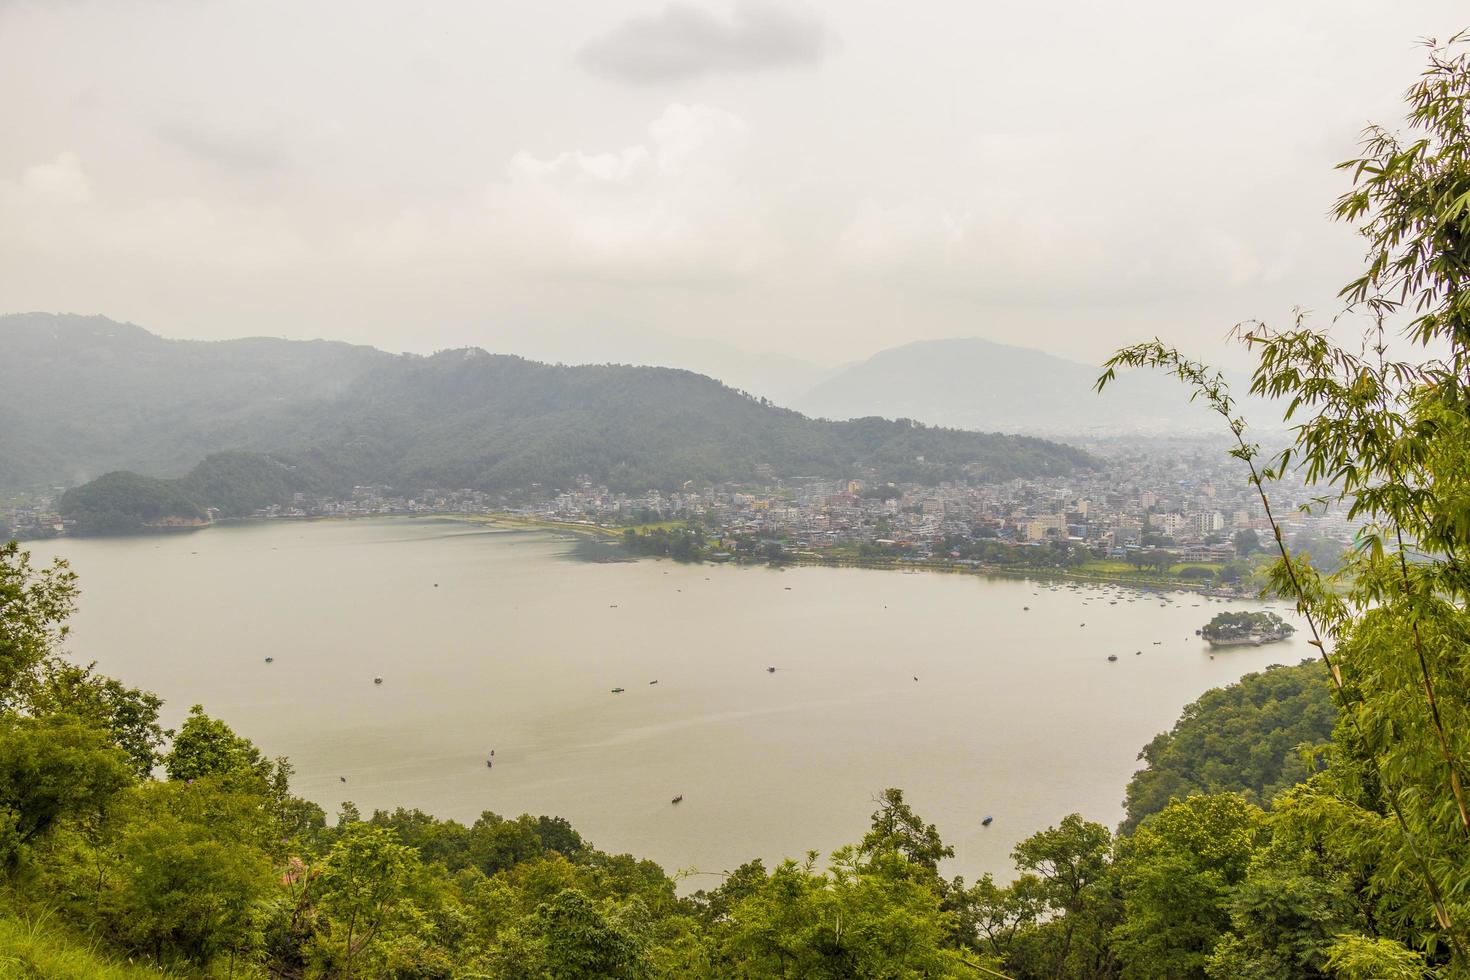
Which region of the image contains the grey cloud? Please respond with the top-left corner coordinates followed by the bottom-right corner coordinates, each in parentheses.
top-left (579, 1), bottom-right (828, 84)
top-left (156, 122), bottom-right (289, 174)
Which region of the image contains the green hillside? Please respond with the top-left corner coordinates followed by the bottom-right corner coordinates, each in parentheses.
top-left (13, 316), bottom-right (1097, 515)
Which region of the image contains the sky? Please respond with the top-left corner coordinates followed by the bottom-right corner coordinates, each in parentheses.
top-left (1, 0), bottom-right (1465, 390)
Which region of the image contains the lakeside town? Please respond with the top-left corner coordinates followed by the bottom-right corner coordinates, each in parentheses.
top-left (4, 438), bottom-right (1360, 590)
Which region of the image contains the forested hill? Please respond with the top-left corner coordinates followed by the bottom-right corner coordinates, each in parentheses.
top-left (3, 313), bottom-right (1095, 495)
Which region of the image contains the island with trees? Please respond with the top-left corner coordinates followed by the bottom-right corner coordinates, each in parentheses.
top-left (1198, 610), bottom-right (1296, 647)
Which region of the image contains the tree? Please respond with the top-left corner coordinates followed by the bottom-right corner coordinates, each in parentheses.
top-left (165, 704), bottom-right (273, 788)
top-left (1232, 528), bottom-right (1260, 556)
top-left (1123, 661), bottom-right (1334, 832)
top-left (860, 787), bottom-right (954, 876)
top-left (111, 780), bottom-right (277, 968)
top-left (0, 540), bottom-right (77, 710)
top-left (0, 713), bottom-right (132, 864)
top-left (491, 887), bottom-right (650, 979)
top-left (28, 662), bottom-right (168, 779)
top-left (1097, 33), bottom-right (1470, 970)
top-left (313, 824), bottom-right (417, 979)
top-left (1112, 795), bottom-right (1264, 979)
top-left (1009, 814), bottom-right (1116, 979)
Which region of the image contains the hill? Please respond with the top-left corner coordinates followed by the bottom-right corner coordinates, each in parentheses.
top-left (1121, 659), bottom-right (1335, 832)
top-left (794, 337), bottom-right (1275, 435)
top-left (4, 315), bottom-right (1095, 507)
top-left (0, 312), bottom-right (390, 488)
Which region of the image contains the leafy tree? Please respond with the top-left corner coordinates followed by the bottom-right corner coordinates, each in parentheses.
top-left (1008, 814), bottom-right (1117, 979)
top-left (0, 713), bottom-right (132, 865)
top-left (1233, 528), bottom-right (1261, 555)
top-left (1123, 661), bottom-right (1335, 831)
top-left (164, 704), bottom-right (274, 788)
top-left (0, 540), bottom-right (77, 710)
top-left (716, 848), bottom-right (973, 978)
top-left (313, 823), bottom-right (418, 979)
top-left (491, 887), bottom-right (650, 979)
top-left (1112, 795), bottom-right (1265, 979)
top-left (28, 663), bottom-right (168, 779)
top-left (860, 787), bottom-right (954, 876)
top-left (110, 779), bottom-right (277, 968)
top-left (1098, 33), bottom-right (1470, 971)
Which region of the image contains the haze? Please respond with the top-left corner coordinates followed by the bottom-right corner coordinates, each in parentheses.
top-left (1, 0), bottom-right (1461, 383)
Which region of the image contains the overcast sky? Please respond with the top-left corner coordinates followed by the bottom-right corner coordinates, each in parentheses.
top-left (1, 0), bottom-right (1464, 380)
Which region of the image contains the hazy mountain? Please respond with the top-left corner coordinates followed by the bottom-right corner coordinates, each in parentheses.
top-left (794, 337), bottom-right (1274, 435)
top-left (3, 314), bottom-right (1095, 499)
top-left (0, 312), bottom-right (390, 487)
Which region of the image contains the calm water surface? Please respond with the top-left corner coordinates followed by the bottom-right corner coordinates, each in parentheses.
top-left (30, 519), bottom-right (1309, 885)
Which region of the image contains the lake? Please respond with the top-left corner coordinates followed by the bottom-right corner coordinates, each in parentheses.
top-left (28, 518), bottom-right (1310, 887)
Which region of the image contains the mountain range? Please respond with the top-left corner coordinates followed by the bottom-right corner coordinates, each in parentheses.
top-left (0, 314), bottom-right (1095, 512)
top-left (793, 337), bottom-right (1274, 435)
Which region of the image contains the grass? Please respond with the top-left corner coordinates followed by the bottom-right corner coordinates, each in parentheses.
top-left (0, 912), bottom-right (164, 979)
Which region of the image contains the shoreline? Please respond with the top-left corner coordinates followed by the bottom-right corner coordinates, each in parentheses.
top-left (33, 509), bottom-right (1256, 597)
top-left (458, 512), bottom-right (1254, 597)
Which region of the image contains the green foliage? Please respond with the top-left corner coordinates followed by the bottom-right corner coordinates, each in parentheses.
top-left (56, 470), bottom-right (206, 534)
top-left (0, 911), bottom-right (173, 980)
top-left (109, 780), bottom-right (277, 967)
top-left (0, 713), bottom-right (132, 864)
top-left (0, 540), bottom-right (77, 710)
top-left (60, 451), bottom-right (332, 534)
top-left (165, 704), bottom-right (275, 790)
top-left (1123, 660), bottom-right (1335, 831)
top-left (311, 824), bottom-right (418, 977)
top-left (1199, 610), bottom-right (1295, 644)
top-left (1113, 795), bottom-right (1266, 979)
top-left (1094, 32), bottom-right (1470, 972)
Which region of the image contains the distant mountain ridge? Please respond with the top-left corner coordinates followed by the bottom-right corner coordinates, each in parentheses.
top-left (1, 314), bottom-right (1095, 500)
top-left (794, 337), bottom-right (1273, 435)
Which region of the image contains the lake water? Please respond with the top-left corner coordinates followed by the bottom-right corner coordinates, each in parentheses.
top-left (28, 518), bottom-right (1310, 887)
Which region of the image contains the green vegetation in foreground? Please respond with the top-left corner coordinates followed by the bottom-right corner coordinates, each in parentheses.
top-left (0, 912), bottom-right (172, 980)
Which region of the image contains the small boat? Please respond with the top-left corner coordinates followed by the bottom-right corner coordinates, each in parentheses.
top-left (981, 815), bottom-right (994, 827)
top-left (1107, 654), bottom-right (1118, 662)
top-left (671, 795), bottom-right (683, 804)
top-left (913, 676), bottom-right (919, 682)
top-left (649, 680), bottom-right (659, 685)
top-left (611, 687), bottom-right (625, 693)
top-left (339, 776), bottom-right (346, 782)
top-left (766, 666), bottom-right (776, 673)
top-left (264, 656), bottom-right (274, 663)
top-left (373, 676), bottom-right (383, 685)
top-left (1022, 606), bottom-right (1029, 611)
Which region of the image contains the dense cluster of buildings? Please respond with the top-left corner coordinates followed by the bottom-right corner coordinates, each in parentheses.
top-left (529, 450), bottom-right (1354, 562)
top-left (5, 441), bottom-right (1363, 565)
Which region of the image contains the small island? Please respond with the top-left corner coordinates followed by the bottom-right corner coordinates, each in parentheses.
top-left (1199, 610), bottom-right (1295, 647)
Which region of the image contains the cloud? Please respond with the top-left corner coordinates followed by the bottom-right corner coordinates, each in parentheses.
top-left (156, 122), bottom-right (289, 175)
top-left (0, 152), bottom-right (91, 206)
top-left (488, 103), bottom-right (768, 278)
top-left (579, 1), bottom-right (829, 84)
